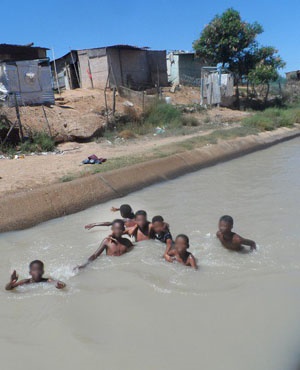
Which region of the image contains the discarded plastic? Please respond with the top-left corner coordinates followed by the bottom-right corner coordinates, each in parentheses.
top-left (153, 127), bottom-right (165, 136)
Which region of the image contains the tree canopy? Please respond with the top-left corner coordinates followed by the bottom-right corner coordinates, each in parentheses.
top-left (193, 8), bottom-right (263, 67)
top-left (193, 8), bottom-right (286, 103)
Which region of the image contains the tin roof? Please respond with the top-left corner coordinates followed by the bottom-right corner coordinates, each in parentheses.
top-left (0, 43), bottom-right (49, 51)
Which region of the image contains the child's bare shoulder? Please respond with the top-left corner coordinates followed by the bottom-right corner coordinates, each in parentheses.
top-left (232, 233), bottom-right (243, 244)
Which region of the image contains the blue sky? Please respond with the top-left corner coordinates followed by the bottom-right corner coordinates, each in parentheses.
top-left (3, 0), bottom-right (299, 73)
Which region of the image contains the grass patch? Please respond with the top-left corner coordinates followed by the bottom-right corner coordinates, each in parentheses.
top-left (67, 126), bottom-right (260, 181)
top-left (144, 101), bottom-right (182, 128)
top-left (243, 106), bottom-right (299, 131)
top-left (1, 131), bottom-right (55, 155)
top-left (20, 132), bottom-right (55, 153)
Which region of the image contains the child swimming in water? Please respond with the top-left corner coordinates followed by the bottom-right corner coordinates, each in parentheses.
top-left (150, 215), bottom-right (173, 253)
top-left (85, 204), bottom-right (136, 230)
top-left (77, 219), bottom-right (133, 269)
top-left (216, 215), bottom-right (256, 252)
top-left (5, 260), bottom-right (66, 290)
top-left (125, 210), bottom-right (152, 242)
top-left (164, 234), bottom-right (197, 269)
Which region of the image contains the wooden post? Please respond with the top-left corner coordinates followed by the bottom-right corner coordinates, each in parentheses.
top-left (42, 105), bottom-right (52, 136)
top-left (112, 87), bottom-right (116, 116)
top-left (141, 90), bottom-right (145, 125)
top-left (104, 68), bottom-right (110, 126)
top-left (142, 90), bottom-right (145, 113)
top-left (52, 47), bottom-right (61, 95)
top-left (2, 120), bottom-right (17, 146)
top-left (156, 64), bottom-right (160, 97)
top-left (14, 94), bottom-right (24, 141)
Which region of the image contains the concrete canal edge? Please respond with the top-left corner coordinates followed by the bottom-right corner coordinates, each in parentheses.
top-left (1, 126), bottom-right (300, 232)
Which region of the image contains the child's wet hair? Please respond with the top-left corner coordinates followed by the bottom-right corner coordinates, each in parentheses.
top-left (29, 260), bottom-right (44, 269)
top-left (175, 234), bottom-right (190, 248)
top-left (135, 210), bottom-right (147, 218)
top-left (112, 219), bottom-right (125, 228)
top-left (219, 215), bottom-right (234, 225)
top-left (152, 215), bottom-right (164, 223)
top-left (120, 204), bottom-right (134, 219)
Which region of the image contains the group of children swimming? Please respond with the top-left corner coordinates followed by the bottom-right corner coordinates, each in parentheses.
top-left (5, 204), bottom-right (256, 291)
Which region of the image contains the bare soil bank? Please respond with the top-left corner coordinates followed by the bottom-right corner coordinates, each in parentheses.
top-left (1, 126), bottom-right (299, 232)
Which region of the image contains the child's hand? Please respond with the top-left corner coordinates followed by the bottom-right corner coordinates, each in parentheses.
top-left (85, 224), bottom-right (94, 230)
top-left (55, 281), bottom-right (66, 289)
top-left (164, 255), bottom-right (174, 263)
top-left (111, 207), bottom-right (118, 212)
top-left (10, 270), bottom-right (18, 284)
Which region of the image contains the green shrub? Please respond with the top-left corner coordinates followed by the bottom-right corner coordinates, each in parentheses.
top-left (20, 132), bottom-right (55, 153)
top-left (243, 114), bottom-right (275, 131)
top-left (144, 101), bottom-right (182, 127)
top-left (243, 106), bottom-right (297, 131)
top-left (288, 108), bottom-right (300, 124)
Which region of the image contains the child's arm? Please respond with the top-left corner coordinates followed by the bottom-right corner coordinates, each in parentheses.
top-left (123, 226), bottom-right (136, 236)
top-left (5, 270), bottom-right (30, 290)
top-left (75, 239), bottom-right (107, 270)
top-left (47, 278), bottom-right (66, 289)
top-left (187, 254), bottom-right (198, 270)
top-left (164, 249), bottom-right (176, 263)
top-left (236, 235), bottom-right (256, 251)
top-left (111, 206), bottom-right (120, 213)
top-left (85, 222), bottom-right (112, 230)
top-left (165, 238), bottom-right (173, 253)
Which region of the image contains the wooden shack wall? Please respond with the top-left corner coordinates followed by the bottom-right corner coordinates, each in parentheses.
top-left (78, 49), bottom-right (108, 89)
top-left (77, 47), bottom-right (168, 90)
top-left (147, 50), bottom-right (168, 87)
top-left (107, 48), bottom-right (150, 90)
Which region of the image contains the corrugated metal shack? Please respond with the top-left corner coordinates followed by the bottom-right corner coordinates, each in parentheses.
top-left (167, 51), bottom-right (207, 86)
top-left (0, 44), bottom-right (54, 106)
top-left (50, 50), bottom-right (80, 90)
top-left (52, 45), bottom-right (168, 91)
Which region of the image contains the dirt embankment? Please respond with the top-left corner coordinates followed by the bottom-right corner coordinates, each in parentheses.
top-left (1, 126), bottom-right (299, 233)
top-left (1, 86), bottom-right (246, 142)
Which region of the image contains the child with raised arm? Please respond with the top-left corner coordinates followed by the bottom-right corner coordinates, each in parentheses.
top-left (125, 210), bottom-right (152, 242)
top-left (85, 204), bottom-right (136, 230)
top-left (164, 234), bottom-right (198, 269)
top-left (5, 260), bottom-right (66, 291)
top-left (216, 215), bottom-right (256, 252)
top-left (150, 215), bottom-right (173, 253)
top-left (77, 219), bottom-right (133, 269)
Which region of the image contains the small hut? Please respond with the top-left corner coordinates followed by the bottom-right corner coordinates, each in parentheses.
top-left (0, 44), bottom-right (54, 106)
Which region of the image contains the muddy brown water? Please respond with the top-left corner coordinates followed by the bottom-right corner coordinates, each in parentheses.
top-left (1, 138), bottom-right (300, 370)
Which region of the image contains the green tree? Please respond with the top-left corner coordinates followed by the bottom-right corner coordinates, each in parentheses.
top-left (193, 8), bottom-right (263, 106)
top-left (248, 47), bottom-right (286, 103)
top-left (193, 8), bottom-right (263, 68)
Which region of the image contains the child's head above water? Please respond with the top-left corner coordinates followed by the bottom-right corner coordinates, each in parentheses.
top-left (175, 234), bottom-right (190, 254)
top-left (120, 204), bottom-right (134, 219)
top-left (152, 215), bottom-right (165, 234)
top-left (219, 215), bottom-right (234, 233)
top-left (29, 260), bottom-right (44, 282)
top-left (111, 219), bottom-right (125, 237)
top-left (135, 210), bottom-right (148, 228)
